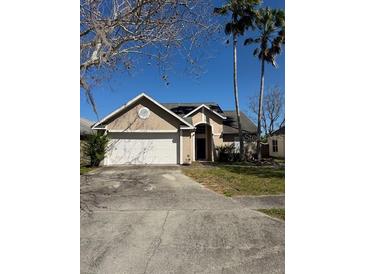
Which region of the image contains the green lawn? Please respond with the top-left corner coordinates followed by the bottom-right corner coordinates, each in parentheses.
top-left (182, 163), bottom-right (284, 196)
top-left (80, 166), bottom-right (96, 175)
top-left (257, 208), bottom-right (285, 220)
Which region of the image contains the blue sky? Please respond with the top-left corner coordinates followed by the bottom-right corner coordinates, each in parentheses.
top-left (80, 0), bottom-right (285, 122)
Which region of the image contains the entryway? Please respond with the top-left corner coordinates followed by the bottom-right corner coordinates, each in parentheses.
top-left (195, 124), bottom-right (212, 161)
top-left (196, 138), bottom-right (206, 160)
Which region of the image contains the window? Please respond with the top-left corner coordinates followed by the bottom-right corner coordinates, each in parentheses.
top-left (272, 139), bottom-right (278, 152)
top-left (138, 107), bottom-right (150, 119)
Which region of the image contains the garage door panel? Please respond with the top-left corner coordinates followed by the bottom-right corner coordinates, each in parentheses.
top-left (106, 133), bottom-right (179, 165)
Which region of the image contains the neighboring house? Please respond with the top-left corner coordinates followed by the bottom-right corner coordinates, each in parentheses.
top-left (80, 118), bottom-right (95, 166)
top-left (268, 126), bottom-right (285, 158)
top-left (92, 93), bottom-right (256, 165)
top-left (80, 118), bottom-right (95, 139)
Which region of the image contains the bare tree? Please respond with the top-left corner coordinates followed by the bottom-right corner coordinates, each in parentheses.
top-left (80, 0), bottom-right (217, 114)
top-left (249, 86), bottom-right (284, 137)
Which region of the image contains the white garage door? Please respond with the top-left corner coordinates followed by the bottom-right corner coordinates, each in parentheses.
top-left (106, 132), bottom-right (179, 165)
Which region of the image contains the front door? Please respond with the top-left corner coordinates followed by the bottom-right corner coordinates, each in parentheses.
top-left (196, 138), bottom-right (206, 160)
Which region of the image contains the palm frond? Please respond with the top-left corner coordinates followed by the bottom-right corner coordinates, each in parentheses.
top-left (237, 15), bottom-right (254, 31)
top-left (244, 38), bottom-right (254, 45)
top-left (225, 23), bottom-right (233, 35)
top-left (213, 3), bottom-right (231, 15)
top-left (215, 0), bottom-right (261, 36)
top-left (250, 7), bottom-right (285, 67)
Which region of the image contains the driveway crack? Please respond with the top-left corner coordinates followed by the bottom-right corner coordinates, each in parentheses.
top-left (143, 210), bottom-right (169, 274)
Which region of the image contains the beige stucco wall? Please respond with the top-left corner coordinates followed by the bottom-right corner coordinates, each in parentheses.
top-left (207, 112), bottom-right (223, 161)
top-left (181, 130), bottom-right (193, 164)
top-left (268, 135), bottom-right (285, 158)
top-left (105, 97), bottom-right (181, 131)
top-left (190, 108), bottom-right (224, 161)
top-left (212, 135), bottom-right (223, 147)
top-left (190, 109), bottom-right (223, 133)
top-left (191, 111), bottom-right (204, 126)
top-left (205, 111), bottom-right (223, 136)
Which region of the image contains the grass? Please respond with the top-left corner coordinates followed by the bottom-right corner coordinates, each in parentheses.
top-left (80, 166), bottom-right (96, 175)
top-left (257, 208), bottom-right (285, 220)
top-left (182, 162), bottom-right (284, 196)
top-left (273, 158), bottom-right (285, 164)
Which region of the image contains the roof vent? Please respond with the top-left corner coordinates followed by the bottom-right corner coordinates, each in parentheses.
top-left (138, 107), bottom-right (150, 119)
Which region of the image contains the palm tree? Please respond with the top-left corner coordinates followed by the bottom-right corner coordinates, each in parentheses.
top-left (244, 7), bottom-right (285, 161)
top-left (214, 0), bottom-right (260, 161)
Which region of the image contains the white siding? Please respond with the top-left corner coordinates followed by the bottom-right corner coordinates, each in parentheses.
top-left (268, 135), bottom-right (285, 158)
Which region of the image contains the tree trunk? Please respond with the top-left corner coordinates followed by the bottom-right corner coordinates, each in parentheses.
top-left (233, 32), bottom-right (245, 161)
top-left (257, 58), bottom-right (265, 161)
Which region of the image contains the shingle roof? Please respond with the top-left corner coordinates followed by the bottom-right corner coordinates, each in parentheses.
top-left (80, 118), bottom-right (95, 136)
top-left (162, 102), bottom-right (223, 116)
top-left (272, 126), bottom-right (285, 136)
top-left (182, 116), bottom-right (193, 125)
top-left (163, 102), bottom-right (257, 134)
top-left (222, 111), bottom-right (257, 134)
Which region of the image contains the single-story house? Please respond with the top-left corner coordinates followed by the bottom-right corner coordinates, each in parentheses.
top-left (92, 93), bottom-right (257, 165)
top-left (268, 126), bottom-right (285, 158)
top-left (80, 118), bottom-right (95, 139)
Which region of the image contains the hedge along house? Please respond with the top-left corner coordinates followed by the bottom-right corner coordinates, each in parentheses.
top-left (92, 93), bottom-right (256, 165)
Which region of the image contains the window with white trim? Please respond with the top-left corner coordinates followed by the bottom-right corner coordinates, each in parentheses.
top-left (272, 139), bottom-right (278, 152)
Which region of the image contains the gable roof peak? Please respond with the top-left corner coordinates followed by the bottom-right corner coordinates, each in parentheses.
top-left (92, 92), bottom-right (194, 129)
top-left (183, 104), bottom-right (226, 119)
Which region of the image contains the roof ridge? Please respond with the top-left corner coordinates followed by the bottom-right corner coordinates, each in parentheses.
top-left (162, 102), bottom-right (219, 105)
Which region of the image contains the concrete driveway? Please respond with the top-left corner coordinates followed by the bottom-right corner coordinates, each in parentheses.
top-left (80, 166), bottom-right (284, 274)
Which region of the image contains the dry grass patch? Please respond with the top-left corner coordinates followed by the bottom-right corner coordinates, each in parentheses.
top-left (80, 166), bottom-right (97, 175)
top-left (182, 163), bottom-right (284, 196)
top-left (257, 208), bottom-right (285, 220)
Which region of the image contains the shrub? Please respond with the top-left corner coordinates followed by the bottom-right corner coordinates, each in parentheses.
top-left (85, 132), bottom-right (108, 167)
top-left (216, 144), bottom-right (239, 162)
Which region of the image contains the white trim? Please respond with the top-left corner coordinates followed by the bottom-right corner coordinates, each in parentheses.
top-left (194, 121), bottom-right (212, 127)
top-left (211, 132), bottom-right (214, 161)
top-left (180, 126), bottom-right (194, 130)
top-left (179, 129), bottom-right (183, 164)
top-left (192, 132), bottom-right (195, 161)
top-left (92, 93), bottom-right (194, 129)
top-left (183, 104), bottom-right (226, 120)
top-left (205, 125), bottom-right (208, 160)
top-left (107, 129), bottom-right (178, 133)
